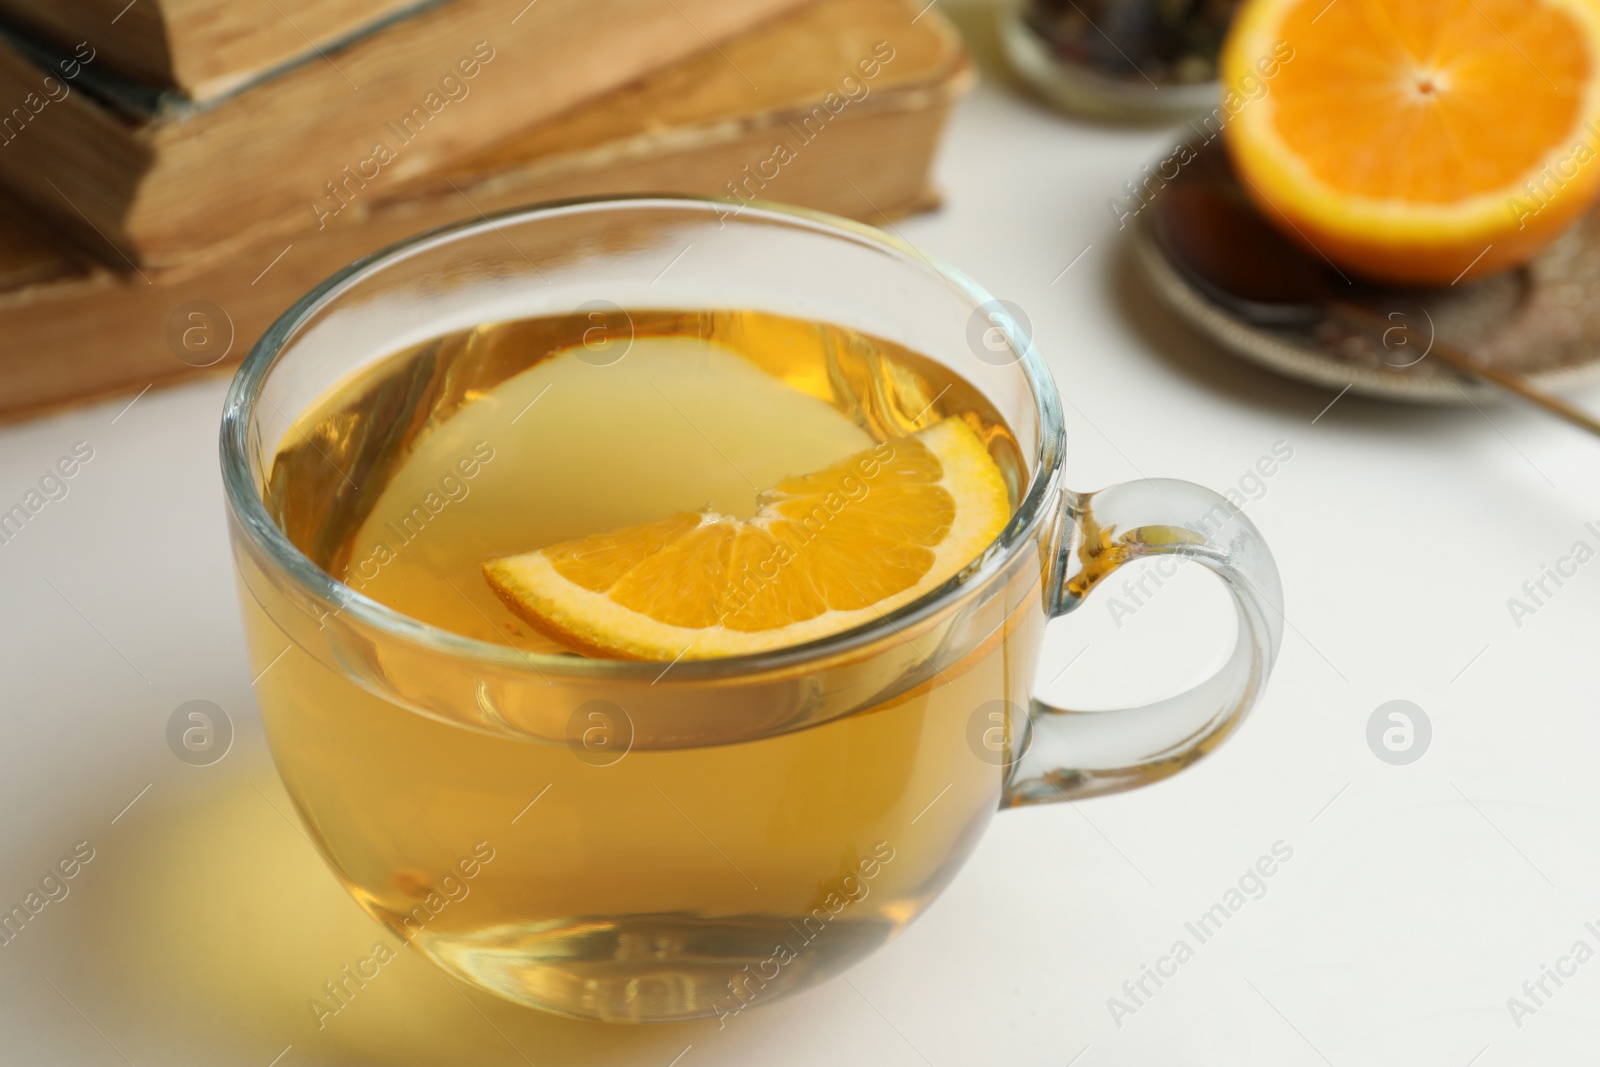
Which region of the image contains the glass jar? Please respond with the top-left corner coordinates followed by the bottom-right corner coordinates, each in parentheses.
top-left (1001, 0), bottom-right (1241, 122)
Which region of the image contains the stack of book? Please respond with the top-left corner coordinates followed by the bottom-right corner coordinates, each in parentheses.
top-left (0, 0), bottom-right (972, 420)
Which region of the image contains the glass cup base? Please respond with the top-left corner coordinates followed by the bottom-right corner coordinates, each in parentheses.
top-left (417, 913), bottom-right (893, 1022)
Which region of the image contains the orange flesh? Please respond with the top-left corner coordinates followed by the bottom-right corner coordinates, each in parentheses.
top-left (1271, 0), bottom-right (1590, 203)
top-left (545, 436), bottom-right (956, 632)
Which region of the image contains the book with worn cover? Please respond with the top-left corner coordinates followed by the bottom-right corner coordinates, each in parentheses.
top-left (0, 0), bottom-right (435, 101)
top-left (0, 0), bottom-right (971, 421)
top-left (0, 0), bottom-right (814, 267)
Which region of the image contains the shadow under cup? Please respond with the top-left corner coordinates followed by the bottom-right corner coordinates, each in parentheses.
top-left (220, 198), bottom-right (1278, 1023)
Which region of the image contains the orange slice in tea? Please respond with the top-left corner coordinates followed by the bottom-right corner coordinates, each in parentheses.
top-left (483, 416), bottom-right (1011, 660)
top-left (1222, 0), bottom-right (1600, 285)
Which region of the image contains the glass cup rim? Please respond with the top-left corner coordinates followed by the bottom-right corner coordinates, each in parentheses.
top-left (220, 195), bottom-right (1068, 682)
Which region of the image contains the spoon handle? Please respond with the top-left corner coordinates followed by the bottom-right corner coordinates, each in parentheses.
top-left (1332, 302), bottom-right (1600, 439)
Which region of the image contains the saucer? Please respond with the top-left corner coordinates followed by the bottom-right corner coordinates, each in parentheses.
top-left (1131, 142), bottom-right (1600, 404)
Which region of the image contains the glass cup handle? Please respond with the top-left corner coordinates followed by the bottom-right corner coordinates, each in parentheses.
top-left (1004, 479), bottom-right (1285, 806)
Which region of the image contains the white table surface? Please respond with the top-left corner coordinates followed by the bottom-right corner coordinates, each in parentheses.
top-left (4, 7), bottom-right (1599, 1065)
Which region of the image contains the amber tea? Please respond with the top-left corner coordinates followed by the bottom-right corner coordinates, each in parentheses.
top-left (245, 308), bottom-right (1044, 1022)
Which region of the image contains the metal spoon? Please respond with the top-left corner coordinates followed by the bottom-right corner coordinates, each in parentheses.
top-left (1150, 183), bottom-right (1600, 438)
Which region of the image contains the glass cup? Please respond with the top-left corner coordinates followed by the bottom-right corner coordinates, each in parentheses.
top-left (221, 197), bottom-right (1282, 1024)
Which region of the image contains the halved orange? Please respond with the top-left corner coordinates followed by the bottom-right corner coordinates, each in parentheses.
top-left (1222, 0), bottom-right (1600, 285)
top-left (483, 417), bottom-right (1011, 661)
